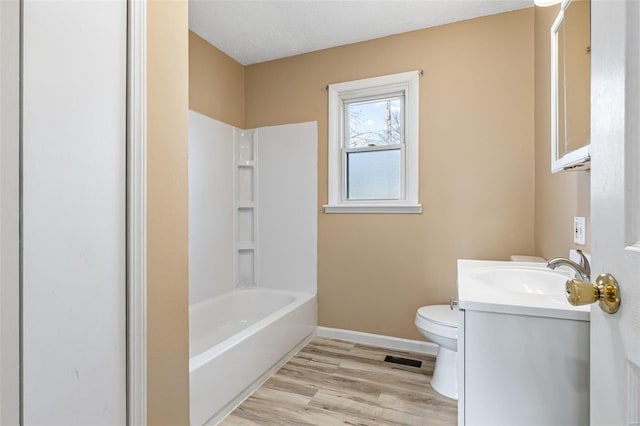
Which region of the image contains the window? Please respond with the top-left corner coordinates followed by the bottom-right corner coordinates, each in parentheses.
top-left (324, 71), bottom-right (421, 213)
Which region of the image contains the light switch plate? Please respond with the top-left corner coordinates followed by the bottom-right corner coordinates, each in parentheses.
top-left (574, 216), bottom-right (586, 245)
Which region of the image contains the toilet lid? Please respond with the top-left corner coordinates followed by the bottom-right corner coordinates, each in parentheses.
top-left (417, 305), bottom-right (458, 327)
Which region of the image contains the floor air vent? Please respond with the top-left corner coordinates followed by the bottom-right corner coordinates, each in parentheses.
top-left (384, 355), bottom-right (422, 368)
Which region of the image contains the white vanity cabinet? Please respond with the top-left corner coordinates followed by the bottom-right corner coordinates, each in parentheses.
top-left (456, 260), bottom-right (590, 426)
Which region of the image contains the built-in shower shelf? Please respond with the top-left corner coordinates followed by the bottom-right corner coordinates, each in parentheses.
top-left (235, 128), bottom-right (257, 287)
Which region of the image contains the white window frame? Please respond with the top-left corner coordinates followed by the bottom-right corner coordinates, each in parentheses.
top-left (324, 71), bottom-right (421, 214)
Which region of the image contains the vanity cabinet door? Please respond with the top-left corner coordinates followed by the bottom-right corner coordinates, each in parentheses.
top-left (462, 310), bottom-right (589, 426)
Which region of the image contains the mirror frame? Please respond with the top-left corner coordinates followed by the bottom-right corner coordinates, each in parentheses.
top-left (550, 0), bottom-right (591, 173)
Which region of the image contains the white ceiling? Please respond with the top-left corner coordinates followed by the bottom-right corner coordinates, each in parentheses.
top-left (189, 0), bottom-right (534, 66)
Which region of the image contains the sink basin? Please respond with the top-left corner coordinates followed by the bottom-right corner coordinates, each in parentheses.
top-left (458, 259), bottom-right (589, 321)
top-left (471, 266), bottom-right (571, 296)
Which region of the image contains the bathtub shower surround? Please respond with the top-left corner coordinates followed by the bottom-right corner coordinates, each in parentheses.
top-left (189, 112), bottom-right (235, 303)
top-left (188, 111), bottom-right (318, 300)
top-left (188, 111), bottom-right (318, 425)
top-left (256, 123), bottom-right (317, 294)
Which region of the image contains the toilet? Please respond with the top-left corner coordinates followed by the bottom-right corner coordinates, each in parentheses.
top-left (415, 305), bottom-right (458, 400)
top-left (509, 255), bottom-right (546, 263)
top-left (415, 255), bottom-right (545, 400)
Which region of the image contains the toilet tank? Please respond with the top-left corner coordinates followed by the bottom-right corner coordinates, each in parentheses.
top-left (509, 255), bottom-right (546, 263)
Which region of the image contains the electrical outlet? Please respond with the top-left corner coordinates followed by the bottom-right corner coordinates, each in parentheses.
top-left (574, 217), bottom-right (586, 245)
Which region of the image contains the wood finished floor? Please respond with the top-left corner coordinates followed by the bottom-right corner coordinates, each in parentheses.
top-left (220, 337), bottom-right (457, 425)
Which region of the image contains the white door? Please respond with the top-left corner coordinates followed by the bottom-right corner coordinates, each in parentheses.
top-left (0, 0), bottom-right (21, 424)
top-left (591, 1), bottom-right (640, 424)
top-left (22, 1), bottom-right (127, 424)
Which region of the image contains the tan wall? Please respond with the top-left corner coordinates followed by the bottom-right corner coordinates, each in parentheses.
top-left (245, 9), bottom-right (536, 340)
top-left (147, 0), bottom-right (190, 424)
top-left (189, 31), bottom-right (245, 128)
top-left (534, 5), bottom-right (591, 259)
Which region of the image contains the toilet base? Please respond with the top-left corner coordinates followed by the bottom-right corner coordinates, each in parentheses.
top-left (430, 345), bottom-right (458, 400)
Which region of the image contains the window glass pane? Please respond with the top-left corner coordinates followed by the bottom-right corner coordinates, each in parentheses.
top-left (346, 96), bottom-right (403, 148)
top-left (347, 149), bottom-right (401, 200)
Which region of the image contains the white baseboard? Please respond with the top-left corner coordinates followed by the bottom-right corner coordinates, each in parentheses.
top-left (316, 326), bottom-right (438, 356)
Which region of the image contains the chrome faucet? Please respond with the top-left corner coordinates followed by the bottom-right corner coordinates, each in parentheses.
top-left (546, 249), bottom-right (591, 281)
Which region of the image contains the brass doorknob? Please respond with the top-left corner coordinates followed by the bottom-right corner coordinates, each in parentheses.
top-left (565, 273), bottom-right (621, 314)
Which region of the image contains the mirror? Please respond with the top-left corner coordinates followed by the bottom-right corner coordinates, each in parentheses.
top-left (551, 0), bottom-right (591, 173)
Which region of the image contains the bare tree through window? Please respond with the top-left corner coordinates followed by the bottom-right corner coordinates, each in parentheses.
top-left (347, 97), bottom-right (403, 147)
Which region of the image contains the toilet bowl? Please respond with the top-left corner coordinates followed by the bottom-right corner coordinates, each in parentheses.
top-left (415, 305), bottom-right (458, 400)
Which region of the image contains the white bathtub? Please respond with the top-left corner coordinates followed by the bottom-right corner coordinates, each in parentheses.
top-left (189, 288), bottom-right (316, 425)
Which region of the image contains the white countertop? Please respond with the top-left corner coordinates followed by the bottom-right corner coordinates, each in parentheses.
top-left (457, 259), bottom-right (590, 321)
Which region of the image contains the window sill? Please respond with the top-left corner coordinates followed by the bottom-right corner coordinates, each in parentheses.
top-left (323, 203), bottom-right (422, 214)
